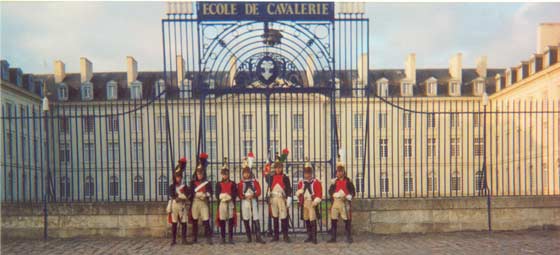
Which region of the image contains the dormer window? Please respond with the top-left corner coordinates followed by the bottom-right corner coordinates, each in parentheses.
top-left (352, 79), bottom-right (364, 97)
top-left (81, 82), bottom-right (93, 101)
top-left (107, 80), bottom-right (118, 100)
top-left (334, 78), bottom-right (341, 98)
top-left (155, 79), bottom-right (166, 99)
top-left (426, 77), bottom-right (437, 96)
top-left (376, 78), bottom-right (388, 97)
top-left (473, 79), bottom-right (485, 96)
top-left (58, 83), bottom-right (68, 101)
top-left (449, 80), bottom-right (460, 96)
top-left (180, 79), bottom-right (192, 99)
top-left (401, 81), bottom-right (413, 97)
top-left (130, 81), bottom-right (142, 100)
top-left (206, 78), bottom-right (215, 98)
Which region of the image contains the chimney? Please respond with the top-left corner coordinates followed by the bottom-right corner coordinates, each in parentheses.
top-left (306, 54), bottom-right (315, 87)
top-left (127, 56), bottom-right (138, 86)
top-left (228, 55), bottom-right (237, 87)
top-left (476, 56), bottom-right (487, 78)
top-left (80, 57), bottom-right (93, 83)
top-left (537, 23), bottom-right (560, 54)
top-left (54, 60), bottom-right (66, 83)
top-left (448, 53), bottom-right (462, 82)
top-left (404, 53), bottom-right (416, 83)
top-left (176, 55), bottom-right (185, 87)
top-left (358, 53), bottom-right (369, 85)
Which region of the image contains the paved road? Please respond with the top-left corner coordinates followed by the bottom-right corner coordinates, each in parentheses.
top-left (2, 230), bottom-right (559, 255)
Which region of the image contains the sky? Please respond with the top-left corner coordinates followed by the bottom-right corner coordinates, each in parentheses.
top-left (1, 1), bottom-right (560, 74)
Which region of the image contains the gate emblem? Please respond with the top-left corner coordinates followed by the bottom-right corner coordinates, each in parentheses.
top-left (256, 56), bottom-right (279, 85)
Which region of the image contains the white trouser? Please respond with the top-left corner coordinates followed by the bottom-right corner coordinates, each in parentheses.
top-left (241, 199), bottom-right (260, 221)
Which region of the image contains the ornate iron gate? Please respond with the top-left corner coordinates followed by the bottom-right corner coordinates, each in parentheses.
top-left (161, 2), bottom-right (368, 233)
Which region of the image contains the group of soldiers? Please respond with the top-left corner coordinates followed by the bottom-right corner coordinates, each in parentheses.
top-left (166, 150), bottom-right (355, 246)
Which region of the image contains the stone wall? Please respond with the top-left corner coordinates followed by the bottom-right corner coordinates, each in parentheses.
top-left (352, 196), bottom-right (560, 234)
top-left (2, 196), bottom-right (559, 239)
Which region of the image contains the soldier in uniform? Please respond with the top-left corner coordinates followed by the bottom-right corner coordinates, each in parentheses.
top-left (238, 157), bottom-right (266, 244)
top-left (295, 158), bottom-right (322, 244)
top-left (269, 150), bottom-right (292, 243)
top-left (215, 158), bottom-right (237, 244)
top-left (167, 157), bottom-right (190, 245)
top-left (189, 153), bottom-right (213, 244)
top-left (327, 156), bottom-right (356, 243)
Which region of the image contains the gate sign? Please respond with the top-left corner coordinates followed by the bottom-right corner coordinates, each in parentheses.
top-left (197, 2), bottom-right (335, 21)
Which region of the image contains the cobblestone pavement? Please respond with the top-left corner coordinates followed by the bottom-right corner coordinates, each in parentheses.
top-left (2, 230), bottom-right (559, 255)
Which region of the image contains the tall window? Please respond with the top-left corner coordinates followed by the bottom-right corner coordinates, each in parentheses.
top-left (181, 140), bottom-right (191, 161)
top-left (427, 173), bottom-right (437, 192)
top-left (380, 175), bottom-right (389, 193)
top-left (6, 132), bottom-right (12, 158)
top-left (475, 171), bottom-right (485, 192)
top-left (59, 143), bottom-right (71, 163)
top-left (270, 140), bottom-right (279, 157)
top-left (155, 79), bottom-right (166, 98)
top-left (403, 113), bottom-right (412, 128)
top-left (81, 84), bottom-right (93, 100)
top-left (60, 116), bottom-right (70, 133)
top-left (427, 138), bottom-right (437, 158)
top-left (403, 138), bottom-right (413, 158)
top-left (243, 140), bottom-right (253, 155)
top-left (158, 175), bottom-right (168, 196)
top-left (83, 143), bottom-right (95, 162)
top-left (132, 114), bottom-right (142, 133)
top-left (353, 113), bottom-right (363, 129)
top-left (356, 173), bottom-right (364, 193)
top-left (292, 114), bottom-right (304, 130)
top-left (132, 142), bottom-right (144, 161)
top-left (451, 175), bottom-right (461, 191)
top-left (107, 142), bottom-right (119, 162)
top-left (401, 82), bottom-right (413, 96)
top-left (207, 140), bottom-right (217, 160)
top-left (242, 114), bottom-right (252, 132)
top-left (82, 116), bottom-right (95, 133)
top-left (450, 114), bottom-right (460, 128)
top-left (377, 80), bottom-right (388, 97)
top-left (156, 115), bottom-right (166, 132)
top-left (379, 138), bottom-right (388, 158)
top-left (270, 114), bottom-right (279, 131)
top-left (84, 176), bottom-right (95, 197)
top-left (404, 172), bottom-right (414, 193)
top-left (450, 138), bottom-right (461, 157)
top-left (133, 175), bottom-right (145, 196)
top-left (60, 176), bottom-right (71, 199)
top-left (206, 115), bottom-right (217, 131)
top-left (427, 114), bottom-right (436, 128)
top-left (180, 79), bottom-right (192, 99)
top-left (473, 137), bottom-right (484, 157)
top-left (473, 113), bottom-right (481, 127)
top-left (109, 176), bottom-right (119, 197)
top-left (427, 81), bottom-right (437, 96)
top-left (108, 116), bottom-right (119, 132)
top-left (354, 139), bottom-right (364, 159)
top-left (156, 142), bottom-right (167, 161)
top-left (449, 81), bottom-right (460, 95)
top-left (293, 139), bottom-right (304, 160)
top-left (378, 113), bottom-right (387, 129)
top-left (181, 115), bottom-right (191, 133)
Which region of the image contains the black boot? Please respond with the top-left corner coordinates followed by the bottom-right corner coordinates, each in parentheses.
top-left (192, 221), bottom-right (198, 244)
top-left (303, 220), bottom-right (312, 243)
top-left (310, 220), bottom-right (318, 244)
top-left (244, 220), bottom-right (252, 243)
top-left (327, 220), bottom-right (337, 243)
top-left (171, 222), bottom-right (178, 246)
top-left (228, 219), bottom-right (235, 244)
top-left (219, 220), bottom-right (227, 244)
top-left (253, 220), bottom-right (266, 244)
top-left (203, 220), bottom-right (213, 245)
top-left (344, 220), bottom-right (353, 243)
top-left (281, 218), bottom-right (291, 243)
top-left (181, 223), bottom-right (191, 245)
top-left (271, 217), bottom-right (280, 242)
